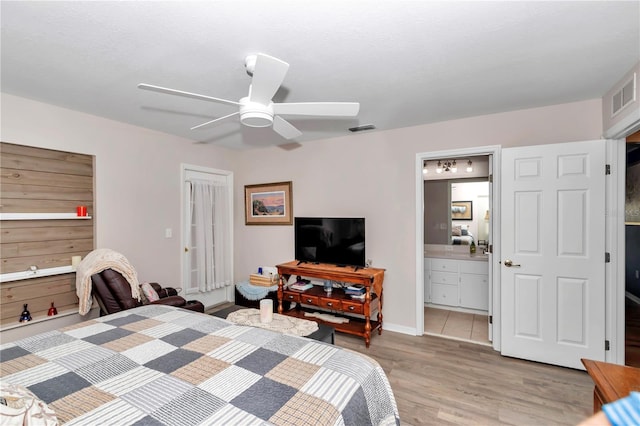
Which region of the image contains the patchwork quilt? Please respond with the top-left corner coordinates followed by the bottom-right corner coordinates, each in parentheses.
top-left (0, 305), bottom-right (400, 425)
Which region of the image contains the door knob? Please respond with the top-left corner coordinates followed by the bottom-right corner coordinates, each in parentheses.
top-left (503, 259), bottom-right (521, 267)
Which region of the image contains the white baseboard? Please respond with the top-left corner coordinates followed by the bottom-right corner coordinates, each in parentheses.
top-left (383, 322), bottom-right (418, 336)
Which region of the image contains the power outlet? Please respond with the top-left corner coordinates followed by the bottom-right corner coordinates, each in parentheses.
top-left (165, 228), bottom-right (172, 238)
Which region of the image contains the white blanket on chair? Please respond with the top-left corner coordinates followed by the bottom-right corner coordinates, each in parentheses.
top-left (75, 248), bottom-right (141, 315)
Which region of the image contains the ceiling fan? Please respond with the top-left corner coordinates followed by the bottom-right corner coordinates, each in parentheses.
top-left (138, 53), bottom-right (360, 140)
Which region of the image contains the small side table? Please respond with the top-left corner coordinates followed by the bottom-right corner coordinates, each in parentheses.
top-left (212, 304), bottom-right (335, 344)
top-left (581, 358), bottom-right (640, 413)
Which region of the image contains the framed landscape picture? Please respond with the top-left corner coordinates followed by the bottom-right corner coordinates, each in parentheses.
top-left (244, 181), bottom-right (293, 225)
top-left (451, 200), bottom-right (473, 220)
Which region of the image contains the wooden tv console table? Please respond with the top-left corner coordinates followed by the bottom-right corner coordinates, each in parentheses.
top-left (276, 261), bottom-right (385, 347)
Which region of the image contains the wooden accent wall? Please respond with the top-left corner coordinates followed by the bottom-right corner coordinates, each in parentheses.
top-left (0, 142), bottom-right (94, 326)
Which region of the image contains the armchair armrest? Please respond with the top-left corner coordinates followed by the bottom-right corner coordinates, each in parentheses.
top-left (148, 282), bottom-right (179, 298)
top-left (150, 295), bottom-right (188, 307)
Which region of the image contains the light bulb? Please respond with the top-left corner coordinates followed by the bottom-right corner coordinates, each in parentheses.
top-left (436, 161), bottom-right (443, 173)
top-left (451, 160), bottom-right (457, 173)
top-left (466, 160), bottom-right (473, 172)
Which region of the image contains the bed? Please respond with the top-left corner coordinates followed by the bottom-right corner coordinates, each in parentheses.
top-left (0, 305), bottom-right (400, 425)
top-left (451, 225), bottom-right (474, 245)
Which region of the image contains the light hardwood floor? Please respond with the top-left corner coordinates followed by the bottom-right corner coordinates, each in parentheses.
top-left (336, 331), bottom-right (594, 426)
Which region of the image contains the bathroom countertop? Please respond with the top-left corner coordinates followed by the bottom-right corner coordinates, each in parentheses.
top-left (424, 245), bottom-right (489, 261)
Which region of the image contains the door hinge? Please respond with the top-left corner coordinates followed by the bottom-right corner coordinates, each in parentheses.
top-left (487, 244), bottom-right (493, 254)
top-left (489, 315), bottom-right (493, 324)
top-left (488, 174), bottom-right (493, 183)
top-left (605, 252), bottom-right (610, 263)
top-left (605, 164), bottom-right (611, 175)
top-left (605, 340), bottom-right (610, 351)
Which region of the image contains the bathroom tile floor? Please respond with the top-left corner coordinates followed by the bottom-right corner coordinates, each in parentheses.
top-left (424, 306), bottom-right (490, 345)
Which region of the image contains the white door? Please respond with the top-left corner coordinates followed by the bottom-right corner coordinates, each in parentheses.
top-left (182, 166), bottom-right (233, 307)
top-left (501, 140), bottom-right (606, 369)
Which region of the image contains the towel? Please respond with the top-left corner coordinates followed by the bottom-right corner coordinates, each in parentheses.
top-left (236, 280), bottom-right (278, 300)
top-left (75, 248), bottom-right (141, 315)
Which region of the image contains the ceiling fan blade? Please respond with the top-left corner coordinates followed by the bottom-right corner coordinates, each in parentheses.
top-left (190, 112), bottom-right (240, 130)
top-left (248, 54), bottom-right (289, 105)
top-left (273, 102), bottom-right (360, 117)
top-left (273, 116), bottom-right (302, 140)
top-left (138, 83), bottom-right (240, 106)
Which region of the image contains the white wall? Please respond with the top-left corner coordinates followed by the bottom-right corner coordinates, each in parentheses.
top-left (233, 99), bottom-right (603, 332)
top-left (0, 93), bottom-right (239, 287)
top-left (1, 93), bottom-right (603, 334)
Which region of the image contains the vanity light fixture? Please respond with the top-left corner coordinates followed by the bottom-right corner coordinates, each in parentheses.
top-left (436, 160), bottom-right (456, 173)
top-left (466, 160), bottom-right (473, 173)
top-left (422, 160), bottom-right (428, 174)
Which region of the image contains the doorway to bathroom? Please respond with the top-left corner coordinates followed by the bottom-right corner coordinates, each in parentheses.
top-left (422, 154), bottom-right (492, 345)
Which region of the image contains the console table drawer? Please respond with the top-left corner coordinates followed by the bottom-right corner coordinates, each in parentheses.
top-left (341, 300), bottom-right (364, 314)
top-left (431, 271), bottom-right (458, 286)
top-left (301, 294), bottom-right (319, 306)
top-left (319, 298), bottom-right (342, 310)
top-left (283, 292), bottom-right (301, 303)
top-left (431, 283), bottom-right (458, 306)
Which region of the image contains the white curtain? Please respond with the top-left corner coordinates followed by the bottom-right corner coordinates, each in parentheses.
top-left (190, 179), bottom-right (232, 291)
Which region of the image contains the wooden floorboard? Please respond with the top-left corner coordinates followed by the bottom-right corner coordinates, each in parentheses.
top-left (335, 331), bottom-right (593, 426)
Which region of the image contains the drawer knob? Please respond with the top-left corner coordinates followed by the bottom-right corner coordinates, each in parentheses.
top-left (327, 302), bottom-right (333, 307)
top-left (288, 295), bottom-right (294, 299)
top-left (348, 306), bottom-right (355, 311)
top-left (306, 298), bottom-right (313, 303)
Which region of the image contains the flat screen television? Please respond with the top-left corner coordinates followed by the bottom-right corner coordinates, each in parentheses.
top-left (294, 217), bottom-right (366, 268)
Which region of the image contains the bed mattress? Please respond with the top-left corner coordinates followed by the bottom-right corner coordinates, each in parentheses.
top-left (0, 305), bottom-right (399, 425)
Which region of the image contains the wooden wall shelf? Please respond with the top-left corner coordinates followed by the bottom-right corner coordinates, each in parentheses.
top-left (0, 213), bottom-right (91, 220)
top-left (0, 266), bottom-right (75, 283)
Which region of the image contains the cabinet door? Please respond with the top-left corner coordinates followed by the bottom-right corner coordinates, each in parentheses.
top-left (431, 283), bottom-right (458, 307)
top-left (460, 273), bottom-right (488, 310)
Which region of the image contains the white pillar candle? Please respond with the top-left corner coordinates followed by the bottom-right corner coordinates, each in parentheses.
top-left (260, 299), bottom-right (273, 323)
top-left (71, 256), bottom-right (82, 270)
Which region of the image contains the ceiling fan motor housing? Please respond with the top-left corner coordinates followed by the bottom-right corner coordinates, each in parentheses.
top-left (239, 97), bottom-right (273, 127)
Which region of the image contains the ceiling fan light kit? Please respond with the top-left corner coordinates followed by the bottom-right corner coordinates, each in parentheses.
top-left (239, 97), bottom-right (274, 127)
top-left (138, 53), bottom-right (360, 141)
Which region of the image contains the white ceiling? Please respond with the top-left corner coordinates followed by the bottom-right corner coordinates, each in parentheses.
top-left (1, 1), bottom-right (639, 150)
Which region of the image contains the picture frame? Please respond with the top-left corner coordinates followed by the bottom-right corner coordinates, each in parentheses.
top-left (244, 181), bottom-right (293, 225)
top-left (451, 200), bottom-right (473, 220)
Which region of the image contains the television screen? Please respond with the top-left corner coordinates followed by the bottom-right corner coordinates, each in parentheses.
top-left (294, 217), bottom-right (366, 267)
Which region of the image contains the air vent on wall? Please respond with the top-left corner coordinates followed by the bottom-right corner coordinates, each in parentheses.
top-left (612, 73), bottom-right (636, 117)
